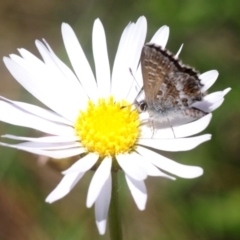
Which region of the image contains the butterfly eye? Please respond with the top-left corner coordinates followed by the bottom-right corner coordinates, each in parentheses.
top-left (139, 101), bottom-right (147, 112)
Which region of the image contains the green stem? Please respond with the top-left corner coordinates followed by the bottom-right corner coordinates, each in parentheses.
top-left (108, 171), bottom-right (122, 240)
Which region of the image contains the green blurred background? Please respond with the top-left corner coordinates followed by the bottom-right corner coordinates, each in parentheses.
top-left (0, 0), bottom-right (239, 239)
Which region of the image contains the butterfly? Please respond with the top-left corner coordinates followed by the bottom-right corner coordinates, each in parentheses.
top-left (135, 43), bottom-right (207, 127)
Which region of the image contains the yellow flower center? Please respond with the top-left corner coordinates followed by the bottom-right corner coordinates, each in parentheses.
top-left (75, 96), bottom-right (140, 157)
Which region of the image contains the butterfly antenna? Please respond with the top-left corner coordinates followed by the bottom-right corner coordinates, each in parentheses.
top-left (129, 68), bottom-right (141, 89)
top-left (126, 68), bottom-right (143, 102)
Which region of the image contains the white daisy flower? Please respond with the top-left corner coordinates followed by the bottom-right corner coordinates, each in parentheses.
top-left (0, 16), bottom-right (230, 235)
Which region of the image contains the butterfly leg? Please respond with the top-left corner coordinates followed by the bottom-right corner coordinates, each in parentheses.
top-left (166, 117), bottom-right (176, 138)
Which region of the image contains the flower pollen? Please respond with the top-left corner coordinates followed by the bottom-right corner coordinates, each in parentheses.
top-left (75, 96), bottom-right (140, 157)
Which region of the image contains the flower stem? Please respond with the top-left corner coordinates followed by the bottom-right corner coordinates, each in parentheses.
top-left (109, 171), bottom-right (122, 240)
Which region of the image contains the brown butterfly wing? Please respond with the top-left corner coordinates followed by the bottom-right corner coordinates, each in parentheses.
top-left (141, 43), bottom-right (205, 118)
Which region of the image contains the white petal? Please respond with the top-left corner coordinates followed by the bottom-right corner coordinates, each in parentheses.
top-left (61, 23), bottom-right (98, 101)
top-left (204, 91), bottom-right (224, 102)
top-left (138, 134), bottom-right (211, 152)
top-left (0, 142), bottom-right (85, 159)
top-left (126, 78), bottom-right (140, 104)
top-left (116, 153), bottom-right (147, 180)
top-left (175, 44), bottom-right (184, 58)
top-left (210, 100), bottom-right (225, 111)
top-left (150, 25), bottom-right (169, 49)
top-left (111, 16), bottom-right (147, 100)
top-left (137, 146), bottom-right (204, 179)
top-left (223, 87), bottom-right (231, 96)
top-left (17, 47), bottom-right (43, 66)
top-left (191, 101), bottom-right (215, 112)
top-left (62, 153), bottom-right (99, 174)
top-left (0, 96), bottom-right (72, 125)
top-left (149, 114), bottom-right (212, 139)
top-left (125, 174), bottom-right (147, 210)
top-left (95, 174), bottom-right (111, 235)
top-left (35, 40), bottom-right (63, 69)
top-left (42, 38), bottom-right (88, 107)
top-left (128, 16), bottom-right (147, 74)
top-left (92, 19), bottom-right (110, 98)
top-left (8, 53), bottom-right (80, 122)
top-left (135, 66), bottom-right (144, 96)
top-left (139, 125), bottom-right (155, 139)
top-left (136, 152), bottom-right (175, 179)
top-left (3, 141), bottom-right (80, 150)
top-left (0, 100), bottom-right (75, 136)
top-left (192, 88), bottom-right (230, 112)
top-left (2, 135), bottom-right (79, 143)
top-left (200, 70), bottom-right (219, 92)
top-left (173, 113), bottom-right (212, 138)
top-left (3, 57), bottom-right (64, 120)
top-left (145, 161), bottom-right (172, 177)
top-left (111, 22), bottom-right (134, 99)
top-left (87, 157), bottom-right (112, 208)
top-left (34, 41), bottom-right (87, 112)
top-left (46, 171), bottom-right (85, 203)
top-left (126, 17), bottom-right (148, 102)
top-left (139, 111), bottom-right (149, 122)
